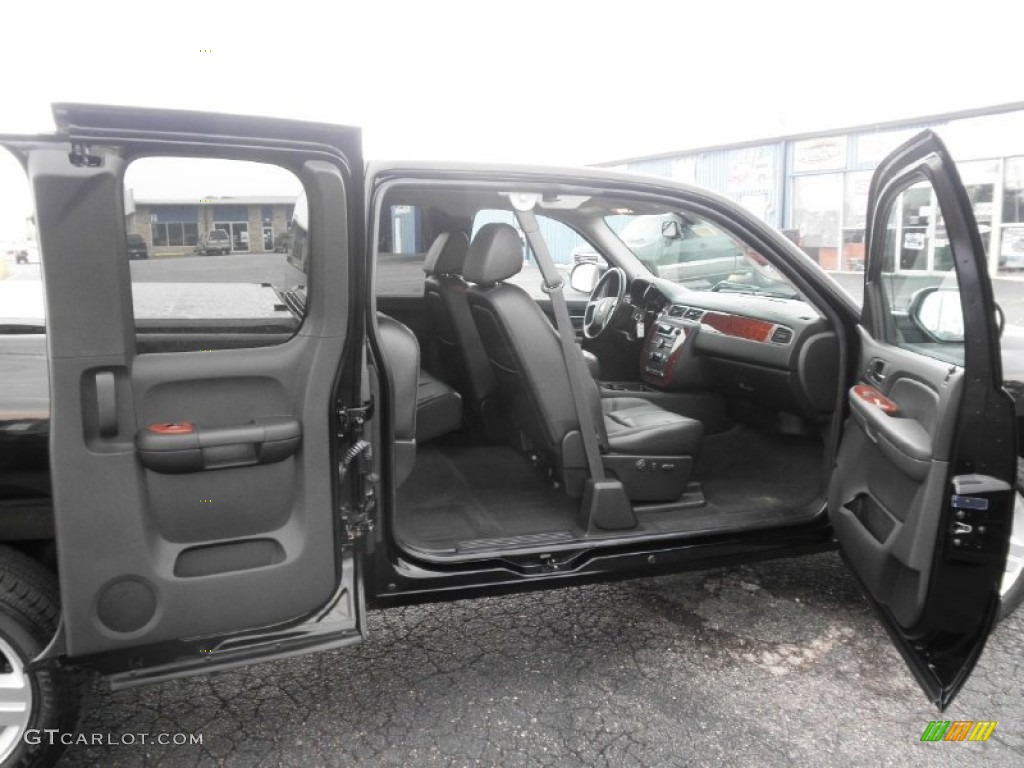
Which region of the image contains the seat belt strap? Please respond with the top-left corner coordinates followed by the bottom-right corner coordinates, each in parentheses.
top-left (514, 208), bottom-right (606, 481)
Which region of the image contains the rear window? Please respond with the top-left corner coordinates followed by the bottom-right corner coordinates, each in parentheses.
top-left (376, 204), bottom-right (428, 297)
top-left (124, 157), bottom-right (306, 353)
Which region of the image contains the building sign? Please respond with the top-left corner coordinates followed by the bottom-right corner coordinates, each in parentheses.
top-left (670, 156), bottom-right (697, 184)
top-left (739, 193), bottom-right (770, 221)
top-left (793, 136), bottom-right (847, 173)
top-left (903, 232), bottom-right (926, 251)
top-left (725, 146), bottom-right (775, 193)
top-left (854, 129), bottom-right (918, 166)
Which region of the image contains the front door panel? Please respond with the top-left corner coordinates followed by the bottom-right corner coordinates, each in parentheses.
top-left (829, 130), bottom-right (1016, 708)
top-left (830, 329), bottom-right (964, 627)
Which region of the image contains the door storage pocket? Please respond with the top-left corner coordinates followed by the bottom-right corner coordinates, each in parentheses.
top-left (845, 493), bottom-right (897, 544)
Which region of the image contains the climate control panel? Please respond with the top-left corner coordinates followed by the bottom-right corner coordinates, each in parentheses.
top-left (641, 317), bottom-right (688, 385)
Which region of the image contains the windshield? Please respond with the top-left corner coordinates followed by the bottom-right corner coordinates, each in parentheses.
top-left (605, 212), bottom-right (804, 299)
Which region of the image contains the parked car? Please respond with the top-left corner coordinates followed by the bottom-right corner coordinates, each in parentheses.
top-left (197, 228), bottom-right (231, 255)
top-left (574, 212), bottom-right (747, 289)
top-left (999, 231), bottom-right (1024, 271)
top-left (4, 243), bottom-right (37, 264)
top-left (125, 232), bottom-right (148, 260)
top-left (0, 104), bottom-right (1021, 768)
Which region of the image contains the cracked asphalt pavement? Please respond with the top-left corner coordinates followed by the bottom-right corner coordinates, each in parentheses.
top-left (57, 552), bottom-right (1024, 767)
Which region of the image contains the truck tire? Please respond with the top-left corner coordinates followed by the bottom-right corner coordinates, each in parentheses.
top-left (0, 546), bottom-right (80, 767)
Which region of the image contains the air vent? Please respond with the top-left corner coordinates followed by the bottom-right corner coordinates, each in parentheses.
top-left (668, 305), bottom-right (684, 317)
top-left (683, 307), bottom-right (704, 321)
top-left (771, 326), bottom-right (793, 344)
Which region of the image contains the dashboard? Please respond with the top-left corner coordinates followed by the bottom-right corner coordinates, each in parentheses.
top-left (627, 278), bottom-right (839, 418)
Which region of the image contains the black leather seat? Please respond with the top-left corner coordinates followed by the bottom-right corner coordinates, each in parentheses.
top-left (422, 231), bottom-right (500, 439)
top-left (601, 397), bottom-right (702, 454)
top-left (377, 314), bottom-right (462, 486)
top-left (462, 223), bottom-right (703, 502)
top-left (416, 370), bottom-right (463, 443)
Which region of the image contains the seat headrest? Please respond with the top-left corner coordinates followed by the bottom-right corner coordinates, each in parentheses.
top-left (422, 231), bottom-right (470, 276)
top-left (462, 223), bottom-right (524, 286)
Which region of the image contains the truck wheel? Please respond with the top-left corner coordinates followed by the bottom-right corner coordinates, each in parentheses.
top-left (0, 546), bottom-right (80, 767)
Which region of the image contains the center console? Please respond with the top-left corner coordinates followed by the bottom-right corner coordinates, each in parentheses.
top-left (641, 314), bottom-right (691, 388)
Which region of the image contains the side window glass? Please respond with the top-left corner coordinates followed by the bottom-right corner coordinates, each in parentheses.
top-left (471, 210), bottom-right (603, 299)
top-left (376, 204), bottom-right (427, 297)
top-left (0, 148), bottom-right (42, 328)
top-left (124, 158), bottom-right (304, 353)
top-left (877, 178), bottom-right (964, 365)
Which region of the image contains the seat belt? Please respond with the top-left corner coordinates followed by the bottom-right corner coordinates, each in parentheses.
top-left (513, 206), bottom-right (606, 482)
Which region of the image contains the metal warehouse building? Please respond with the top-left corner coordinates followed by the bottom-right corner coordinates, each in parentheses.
top-left (597, 102), bottom-right (1024, 277)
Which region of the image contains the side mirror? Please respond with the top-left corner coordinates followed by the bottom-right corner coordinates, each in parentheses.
top-left (909, 287), bottom-right (964, 343)
top-left (661, 219), bottom-right (682, 240)
top-left (570, 262), bottom-right (601, 293)
top-left (909, 286), bottom-right (1006, 341)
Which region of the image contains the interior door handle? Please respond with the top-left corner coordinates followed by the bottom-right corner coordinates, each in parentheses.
top-left (135, 417), bottom-right (301, 473)
top-left (867, 358), bottom-right (888, 384)
top-left (95, 371), bottom-right (118, 438)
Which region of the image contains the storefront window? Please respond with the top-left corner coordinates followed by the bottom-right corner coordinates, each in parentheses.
top-left (791, 173), bottom-right (842, 269)
top-left (899, 184), bottom-right (932, 270)
top-left (1002, 157), bottom-right (1024, 271)
top-left (956, 160), bottom-right (997, 264)
top-left (841, 171), bottom-right (872, 271)
top-left (878, 181), bottom-right (950, 274)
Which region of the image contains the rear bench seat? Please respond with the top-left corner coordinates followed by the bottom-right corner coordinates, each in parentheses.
top-left (377, 314), bottom-right (462, 484)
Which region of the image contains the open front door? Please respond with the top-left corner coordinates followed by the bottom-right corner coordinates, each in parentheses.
top-left (829, 130), bottom-right (1017, 708)
top-left (2, 104), bottom-right (367, 686)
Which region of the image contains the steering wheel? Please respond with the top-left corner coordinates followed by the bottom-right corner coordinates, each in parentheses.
top-left (583, 267), bottom-right (627, 340)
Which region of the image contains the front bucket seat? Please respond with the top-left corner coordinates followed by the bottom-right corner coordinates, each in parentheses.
top-left (462, 223), bottom-right (703, 502)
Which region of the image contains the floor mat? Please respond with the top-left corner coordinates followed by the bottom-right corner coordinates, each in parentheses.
top-left (692, 426), bottom-right (825, 516)
top-left (397, 428), bottom-right (825, 554)
top-left (396, 444), bottom-right (579, 553)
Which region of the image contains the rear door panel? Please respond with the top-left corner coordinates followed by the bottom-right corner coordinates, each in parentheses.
top-left (4, 106), bottom-right (367, 681)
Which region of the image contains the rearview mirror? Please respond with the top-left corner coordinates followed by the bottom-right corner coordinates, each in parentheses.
top-left (661, 220), bottom-right (682, 240)
top-left (570, 262), bottom-right (601, 293)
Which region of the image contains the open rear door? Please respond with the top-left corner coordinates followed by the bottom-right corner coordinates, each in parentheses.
top-left (829, 130), bottom-right (1017, 708)
top-left (1, 104), bottom-right (367, 686)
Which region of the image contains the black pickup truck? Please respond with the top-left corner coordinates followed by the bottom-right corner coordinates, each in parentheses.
top-left (1, 103), bottom-right (1023, 768)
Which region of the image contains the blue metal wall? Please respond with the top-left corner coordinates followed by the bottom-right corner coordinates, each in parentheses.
top-left (624, 144), bottom-right (785, 227)
top-left (391, 205), bottom-right (419, 254)
top-left (472, 209), bottom-right (584, 265)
